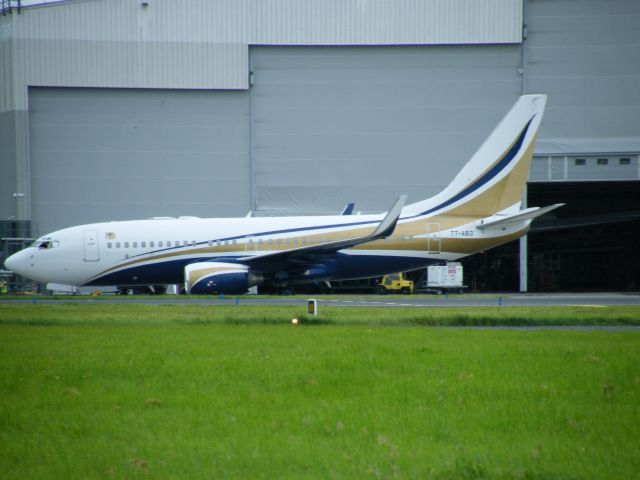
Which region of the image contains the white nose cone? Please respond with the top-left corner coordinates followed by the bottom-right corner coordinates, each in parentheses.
top-left (4, 250), bottom-right (28, 277)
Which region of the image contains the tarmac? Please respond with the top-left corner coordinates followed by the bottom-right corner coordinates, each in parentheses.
top-left (2, 292), bottom-right (639, 308)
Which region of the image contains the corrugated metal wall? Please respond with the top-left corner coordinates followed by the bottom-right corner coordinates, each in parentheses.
top-left (4, 0), bottom-right (640, 231)
top-left (29, 87), bottom-right (251, 234)
top-left (12, 0), bottom-right (522, 44)
top-left (0, 111), bottom-right (17, 220)
top-left (529, 154), bottom-right (640, 182)
top-left (2, 0), bottom-right (523, 225)
top-left (527, 0), bottom-right (640, 155)
top-left (1, 0), bottom-right (523, 111)
top-left (250, 46), bottom-right (522, 215)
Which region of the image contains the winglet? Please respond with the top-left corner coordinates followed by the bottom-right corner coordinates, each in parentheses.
top-left (370, 195), bottom-right (407, 239)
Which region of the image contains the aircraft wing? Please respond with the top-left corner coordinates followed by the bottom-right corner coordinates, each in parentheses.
top-left (476, 203), bottom-right (564, 231)
top-left (241, 195), bottom-right (407, 264)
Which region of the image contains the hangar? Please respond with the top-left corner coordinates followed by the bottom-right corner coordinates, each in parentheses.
top-left (1, 0), bottom-right (639, 292)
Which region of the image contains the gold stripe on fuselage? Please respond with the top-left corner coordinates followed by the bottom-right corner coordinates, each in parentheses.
top-left (94, 224), bottom-right (381, 277)
top-left (188, 266), bottom-right (241, 286)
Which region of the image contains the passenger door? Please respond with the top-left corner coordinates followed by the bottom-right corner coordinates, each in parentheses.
top-left (83, 230), bottom-right (100, 262)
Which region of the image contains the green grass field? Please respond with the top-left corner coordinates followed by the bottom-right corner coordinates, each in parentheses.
top-left (1, 304), bottom-right (639, 479)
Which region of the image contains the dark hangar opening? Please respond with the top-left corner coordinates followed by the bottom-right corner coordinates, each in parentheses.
top-left (463, 181), bottom-right (640, 292)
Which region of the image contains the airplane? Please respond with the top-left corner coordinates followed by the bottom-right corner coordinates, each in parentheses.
top-left (4, 94), bottom-right (562, 295)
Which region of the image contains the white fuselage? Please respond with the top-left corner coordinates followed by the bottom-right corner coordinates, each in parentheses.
top-left (4, 211), bottom-right (528, 287)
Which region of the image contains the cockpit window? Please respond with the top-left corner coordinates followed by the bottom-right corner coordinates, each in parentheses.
top-left (33, 239), bottom-right (59, 250)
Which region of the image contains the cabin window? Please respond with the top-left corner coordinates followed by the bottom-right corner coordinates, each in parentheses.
top-left (116, 242), bottom-right (121, 248)
top-left (597, 158), bottom-right (608, 166)
top-left (574, 158), bottom-right (586, 166)
top-left (124, 242), bottom-right (129, 248)
top-left (133, 242), bottom-right (138, 248)
top-left (620, 158), bottom-right (631, 165)
top-left (107, 242), bottom-right (112, 249)
top-left (141, 241), bottom-right (146, 248)
top-left (159, 241), bottom-right (164, 247)
top-left (150, 241), bottom-right (155, 248)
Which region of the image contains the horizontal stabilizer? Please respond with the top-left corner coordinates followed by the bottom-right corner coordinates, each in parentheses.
top-left (476, 203), bottom-right (564, 231)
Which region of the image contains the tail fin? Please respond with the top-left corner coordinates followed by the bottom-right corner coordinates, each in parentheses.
top-left (404, 95), bottom-right (547, 218)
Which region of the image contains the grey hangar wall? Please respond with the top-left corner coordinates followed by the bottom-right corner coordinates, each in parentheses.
top-left (2, 0), bottom-right (639, 236)
top-left (28, 45), bottom-right (524, 235)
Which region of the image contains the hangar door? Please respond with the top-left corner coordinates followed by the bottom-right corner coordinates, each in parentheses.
top-left (29, 87), bottom-right (250, 235)
top-left (250, 46), bottom-right (521, 216)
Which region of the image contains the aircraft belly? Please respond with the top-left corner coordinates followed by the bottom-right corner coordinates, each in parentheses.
top-left (329, 253), bottom-right (434, 280)
top-left (85, 258), bottom-right (202, 286)
top-left (86, 252), bottom-right (435, 286)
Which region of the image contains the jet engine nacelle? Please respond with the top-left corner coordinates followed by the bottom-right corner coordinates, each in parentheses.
top-left (185, 262), bottom-right (256, 295)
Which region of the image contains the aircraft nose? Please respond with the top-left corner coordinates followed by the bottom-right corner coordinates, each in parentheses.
top-left (4, 250), bottom-right (30, 277)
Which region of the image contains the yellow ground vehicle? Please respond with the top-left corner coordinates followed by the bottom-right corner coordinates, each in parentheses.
top-left (377, 273), bottom-right (414, 295)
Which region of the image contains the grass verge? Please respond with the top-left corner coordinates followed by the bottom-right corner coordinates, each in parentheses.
top-left (1, 303), bottom-right (640, 327)
top-left (0, 305), bottom-right (639, 478)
